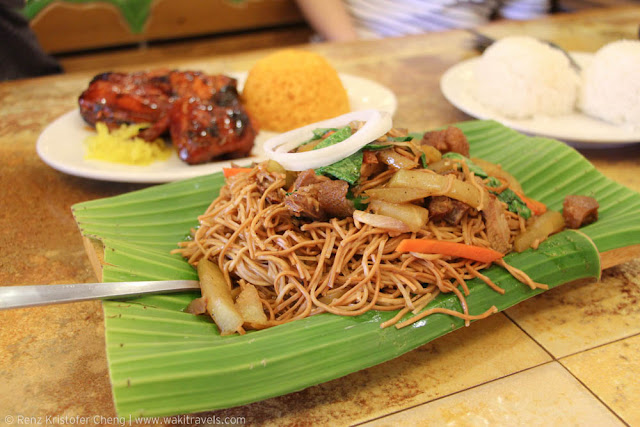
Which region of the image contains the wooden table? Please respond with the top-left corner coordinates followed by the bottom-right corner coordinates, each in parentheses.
top-left (2, 6), bottom-right (639, 426)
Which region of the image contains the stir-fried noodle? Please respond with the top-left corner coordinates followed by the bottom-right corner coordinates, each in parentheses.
top-left (173, 132), bottom-right (547, 330)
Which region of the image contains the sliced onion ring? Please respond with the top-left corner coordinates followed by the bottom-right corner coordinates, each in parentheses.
top-left (262, 110), bottom-right (392, 171)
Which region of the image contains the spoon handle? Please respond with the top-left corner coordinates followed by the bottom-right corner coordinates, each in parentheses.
top-left (0, 280), bottom-right (200, 310)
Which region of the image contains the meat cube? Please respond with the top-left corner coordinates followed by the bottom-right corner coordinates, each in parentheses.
top-left (421, 126), bottom-right (470, 157)
top-left (292, 169), bottom-right (329, 191)
top-left (285, 187), bottom-right (324, 220)
top-left (428, 196), bottom-right (470, 225)
top-left (284, 172), bottom-right (354, 220)
top-left (315, 179), bottom-right (354, 219)
top-left (563, 195), bottom-right (599, 229)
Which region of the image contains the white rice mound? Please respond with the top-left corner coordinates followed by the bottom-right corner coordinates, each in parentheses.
top-left (579, 40), bottom-right (640, 127)
top-left (473, 35), bottom-right (580, 119)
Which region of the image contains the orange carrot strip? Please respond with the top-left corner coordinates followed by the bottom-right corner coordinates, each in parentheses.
top-left (223, 167), bottom-right (252, 179)
top-left (396, 239), bottom-right (503, 263)
top-left (515, 192), bottom-right (547, 215)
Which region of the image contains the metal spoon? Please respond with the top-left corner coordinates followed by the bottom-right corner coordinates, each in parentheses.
top-left (466, 29), bottom-right (581, 72)
top-left (0, 280), bottom-right (200, 310)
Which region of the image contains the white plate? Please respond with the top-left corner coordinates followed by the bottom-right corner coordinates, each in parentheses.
top-left (37, 73), bottom-right (398, 183)
top-left (440, 52), bottom-right (640, 148)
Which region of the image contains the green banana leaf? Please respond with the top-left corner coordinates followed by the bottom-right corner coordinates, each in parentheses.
top-left (72, 120), bottom-right (640, 418)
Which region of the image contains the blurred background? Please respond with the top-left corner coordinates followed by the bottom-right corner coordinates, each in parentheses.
top-left (8, 0), bottom-right (639, 76)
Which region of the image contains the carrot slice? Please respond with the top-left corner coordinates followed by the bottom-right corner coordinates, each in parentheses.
top-left (396, 239), bottom-right (503, 263)
top-left (223, 167), bottom-right (252, 178)
top-left (515, 191), bottom-right (547, 216)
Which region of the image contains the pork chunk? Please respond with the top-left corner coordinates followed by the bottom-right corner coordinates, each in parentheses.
top-left (285, 171), bottom-right (354, 220)
top-left (563, 195), bottom-right (599, 229)
top-left (428, 196), bottom-right (470, 225)
top-left (482, 194), bottom-right (512, 254)
top-left (421, 126), bottom-right (470, 157)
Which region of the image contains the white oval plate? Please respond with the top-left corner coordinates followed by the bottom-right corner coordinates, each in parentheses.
top-left (37, 73), bottom-right (397, 183)
top-left (440, 52), bottom-right (640, 148)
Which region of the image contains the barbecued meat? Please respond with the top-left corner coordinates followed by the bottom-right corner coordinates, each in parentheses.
top-left (169, 97), bottom-right (256, 164)
top-left (563, 195), bottom-right (599, 229)
top-left (78, 71), bottom-right (174, 140)
top-left (421, 126), bottom-right (470, 157)
top-left (168, 71), bottom-right (238, 103)
top-left (78, 69), bottom-right (257, 164)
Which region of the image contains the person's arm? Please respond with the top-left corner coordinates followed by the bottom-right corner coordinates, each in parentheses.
top-left (295, 0), bottom-right (358, 41)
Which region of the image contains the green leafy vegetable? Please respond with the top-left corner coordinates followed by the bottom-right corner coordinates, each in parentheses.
top-left (498, 189), bottom-right (532, 219)
top-left (295, 128), bottom-right (338, 149)
top-left (388, 136), bottom-right (414, 142)
top-left (347, 191), bottom-right (368, 210)
top-left (442, 157), bottom-right (530, 219)
top-left (313, 126), bottom-right (352, 150)
top-left (316, 152), bottom-right (363, 185)
top-left (442, 152), bottom-right (488, 178)
top-left (362, 136), bottom-right (414, 152)
top-left (314, 126), bottom-right (363, 184)
top-left (486, 177), bottom-right (532, 219)
top-left (312, 128), bottom-right (338, 139)
top-left (420, 152), bottom-right (428, 169)
top-left (364, 143), bottom-right (393, 151)
top-left (311, 130), bottom-right (416, 184)
top-left (485, 177), bottom-right (502, 188)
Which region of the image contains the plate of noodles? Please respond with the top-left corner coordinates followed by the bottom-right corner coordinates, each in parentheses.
top-left (72, 117), bottom-right (640, 418)
top-left (36, 72), bottom-right (397, 183)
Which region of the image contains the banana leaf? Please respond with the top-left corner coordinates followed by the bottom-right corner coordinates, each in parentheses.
top-left (72, 120), bottom-right (640, 418)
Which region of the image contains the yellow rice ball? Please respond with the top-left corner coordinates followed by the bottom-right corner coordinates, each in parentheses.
top-left (241, 49), bottom-right (350, 132)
